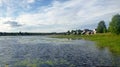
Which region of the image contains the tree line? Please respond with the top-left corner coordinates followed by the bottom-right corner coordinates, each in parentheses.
top-left (66, 14), bottom-right (120, 35)
top-left (0, 32), bottom-right (66, 36)
top-left (97, 14), bottom-right (120, 35)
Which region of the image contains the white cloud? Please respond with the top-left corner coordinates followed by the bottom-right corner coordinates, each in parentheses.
top-left (0, 17), bottom-right (13, 32)
top-left (0, 0), bottom-right (34, 17)
top-left (0, 0), bottom-right (120, 32)
top-left (0, 0), bottom-right (2, 4)
top-left (27, 0), bottom-right (35, 3)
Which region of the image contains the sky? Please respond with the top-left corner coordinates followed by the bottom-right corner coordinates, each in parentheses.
top-left (0, 0), bottom-right (120, 32)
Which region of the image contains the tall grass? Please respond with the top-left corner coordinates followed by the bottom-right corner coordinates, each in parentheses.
top-left (81, 33), bottom-right (120, 55)
top-left (54, 33), bottom-right (120, 55)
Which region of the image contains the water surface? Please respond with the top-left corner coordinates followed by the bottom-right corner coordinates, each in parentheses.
top-left (0, 36), bottom-right (119, 67)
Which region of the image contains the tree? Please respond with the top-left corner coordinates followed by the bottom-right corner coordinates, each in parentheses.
top-left (77, 29), bottom-right (82, 35)
top-left (97, 21), bottom-right (107, 33)
top-left (109, 14), bottom-right (120, 34)
top-left (67, 30), bottom-right (71, 35)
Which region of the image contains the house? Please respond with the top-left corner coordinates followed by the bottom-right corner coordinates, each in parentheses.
top-left (93, 29), bottom-right (97, 34)
top-left (81, 29), bottom-right (90, 35)
top-left (66, 29), bottom-right (96, 35)
top-left (81, 29), bottom-right (96, 35)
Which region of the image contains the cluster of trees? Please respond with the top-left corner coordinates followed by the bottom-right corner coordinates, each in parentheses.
top-left (96, 14), bottom-right (120, 35)
top-left (0, 32), bottom-right (65, 36)
top-left (67, 30), bottom-right (82, 35)
top-left (66, 14), bottom-right (120, 35)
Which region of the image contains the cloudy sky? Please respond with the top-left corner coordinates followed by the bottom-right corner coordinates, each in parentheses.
top-left (0, 0), bottom-right (120, 32)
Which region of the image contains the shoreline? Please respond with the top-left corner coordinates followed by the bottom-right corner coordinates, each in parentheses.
top-left (52, 33), bottom-right (120, 55)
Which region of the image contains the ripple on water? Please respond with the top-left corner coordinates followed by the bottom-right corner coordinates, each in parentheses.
top-left (0, 36), bottom-right (119, 67)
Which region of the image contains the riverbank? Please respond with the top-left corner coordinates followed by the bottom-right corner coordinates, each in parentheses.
top-left (53, 33), bottom-right (120, 55)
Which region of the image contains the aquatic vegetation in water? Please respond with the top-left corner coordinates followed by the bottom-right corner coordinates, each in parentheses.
top-left (14, 59), bottom-right (74, 67)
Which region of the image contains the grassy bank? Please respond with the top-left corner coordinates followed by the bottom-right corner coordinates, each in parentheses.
top-left (53, 33), bottom-right (120, 55)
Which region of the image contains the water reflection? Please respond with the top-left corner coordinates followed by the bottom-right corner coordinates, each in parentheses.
top-left (0, 36), bottom-right (119, 67)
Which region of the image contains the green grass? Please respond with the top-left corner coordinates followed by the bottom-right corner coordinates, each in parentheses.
top-left (53, 33), bottom-right (120, 55)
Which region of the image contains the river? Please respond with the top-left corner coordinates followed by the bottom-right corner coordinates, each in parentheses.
top-left (0, 36), bottom-right (119, 67)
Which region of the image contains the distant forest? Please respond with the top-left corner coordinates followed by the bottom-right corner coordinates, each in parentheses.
top-left (0, 32), bottom-right (65, 36)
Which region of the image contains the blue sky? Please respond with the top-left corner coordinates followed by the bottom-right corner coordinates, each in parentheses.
top-left (0, 0), bottom-right (120, 32)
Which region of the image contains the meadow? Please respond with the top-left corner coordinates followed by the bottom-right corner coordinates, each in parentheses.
top-left (53, 33), bottom-right (120, 55)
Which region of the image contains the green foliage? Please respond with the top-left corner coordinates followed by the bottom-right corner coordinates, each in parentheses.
top-left (53, 33), bottom-right (120, 55)
top-left (67, 30), bottom-right (71, 35)
top-left (66, 29), bottom-right (82, 35)
top-left (82, 33), bottom-right (120, 55)
top-left (97, 21), bottom-right (107, 33)
top-left (109, 14), bottom-right (120, 34)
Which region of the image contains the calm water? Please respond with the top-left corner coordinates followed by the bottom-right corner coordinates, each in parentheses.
top-left (0, 36), bottom-right (119, 67)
